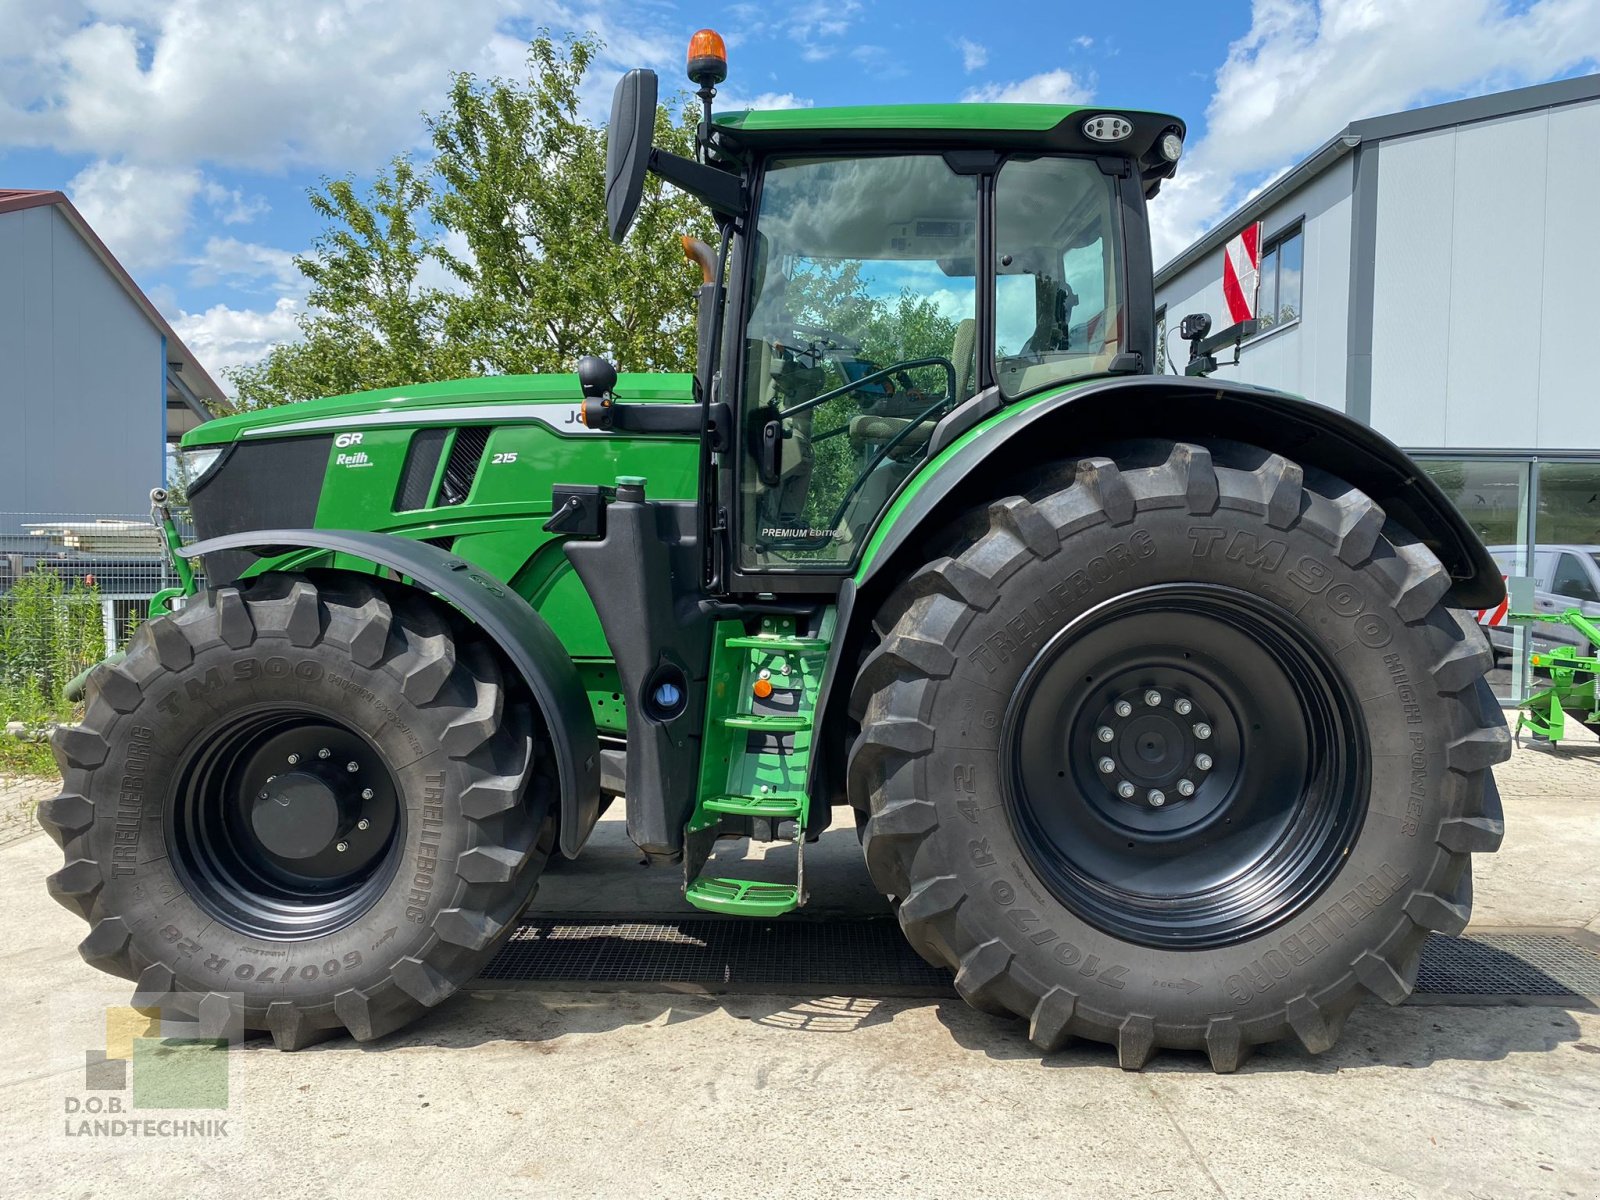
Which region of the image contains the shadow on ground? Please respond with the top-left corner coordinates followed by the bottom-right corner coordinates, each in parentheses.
top-left (226, 981), bottom-right (1589, 1078)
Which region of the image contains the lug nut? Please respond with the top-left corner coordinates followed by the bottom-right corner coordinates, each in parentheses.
top-left (335, 841), bottom-right (349, 853)
top-left (357, 819), bottom-right (370, 831)
top-left (1193, 723), bottom-right (1212, 740)
top-left (1177, 779), bottom-right (1196, 797)
top-left (257, 791), bottom-right (268, 801)
top-left (1097, 756), bottom-right (1116, 774)
top-left (1116, 781), bottom-right (1136, 799)
top-left (1196, 753), bottom-right (1213, 771)
top-left (1115, 700), bottom-right (1133, 717)
top-left (318, 747), bottom-right (331, 759)
top-left (346, 761), bottom-right (359, 773)
top-left (1148, 789), bottom-right (1166, 807)
top-left (1097, 726), bottom-right (1115, 743)
top-left (361, 787), bottom-right (375, 800)
top-left (1144, 690), bottom-right (1162, 707)
top-left (1175, 699), bottom-right (1193, 715)
top-left (287, 753), bottom-right (300, 765)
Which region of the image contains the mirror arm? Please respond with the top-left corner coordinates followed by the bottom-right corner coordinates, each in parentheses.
top-left (648, 148), bottom-right (745, 217)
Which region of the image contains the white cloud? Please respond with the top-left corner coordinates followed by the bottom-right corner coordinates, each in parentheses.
top-left (962, 70), bottom-right (1094, 106)
top-left (0, 1), bottom-right (678, 172)
top-left (201, 182), bottom-right (268, 226)
top-left (187, 236), bottom-right (301, 291)
top-left (718, 92), bottom-right (814, 112)
top-left (171, 297), bottom-right (302, 381)
top-left (1075, 36), bottom-right (1095, 49)
top-left (956, 37), bottom-right (989, 73)
top-left (1150, 0), bottom-right (1600, 264)
top-left (67, 158), bottom-right (202, 269)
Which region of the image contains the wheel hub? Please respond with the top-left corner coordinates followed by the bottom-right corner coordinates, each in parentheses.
top-left (169, 708), bottom-right (403, 940)
top-left (251, 769), bottom-right (358, 860)
top-left (1001, 583), bottom-right (1369, 950)
top-left (1091, 684), bottom-right (1217, 812)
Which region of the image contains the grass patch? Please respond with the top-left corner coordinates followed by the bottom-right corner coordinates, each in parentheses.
top-left (0, 738), bottom-right (59, 779)
top-left (1, 568), bottom-right (107, 781)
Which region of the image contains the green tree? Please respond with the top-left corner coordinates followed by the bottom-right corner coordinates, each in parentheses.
top-left (428, 33), bottom-right (706, 375)
top-left (224, 32), bottom-right (708, 410)
top-left (226, 158), bottom-right (468, 411)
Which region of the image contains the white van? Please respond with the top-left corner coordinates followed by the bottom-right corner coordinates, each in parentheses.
top-left (1485, 544), bottom-right (1600, 658)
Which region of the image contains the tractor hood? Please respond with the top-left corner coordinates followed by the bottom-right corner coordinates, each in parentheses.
top-left (183, 372), bottom-right (697, 447)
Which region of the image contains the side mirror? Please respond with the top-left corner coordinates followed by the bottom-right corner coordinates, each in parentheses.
top-left (1179, 313), bottom-right (1212, 342)
top-left (577, 355), bottom-right (618, 400)
top-left (605, 69), bottom-right (658, 243)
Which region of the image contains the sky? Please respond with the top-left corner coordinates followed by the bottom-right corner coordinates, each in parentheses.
top-left (3, 0), bottom-right (1599, 390)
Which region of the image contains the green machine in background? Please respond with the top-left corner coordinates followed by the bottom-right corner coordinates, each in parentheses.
top-left (1514, 609), bottom-right (1600, 744)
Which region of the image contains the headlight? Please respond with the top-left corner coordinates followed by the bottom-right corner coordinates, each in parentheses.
top-left (175, 445), bottom-right (226, 488)
top-left (1160, 131), bottom-right (1184, 163)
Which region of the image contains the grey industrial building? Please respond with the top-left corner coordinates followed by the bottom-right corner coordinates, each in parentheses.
top-left (0, 188), bottom-right (220, 531)
top-left (1154, 74), bottom-right (1600, 702)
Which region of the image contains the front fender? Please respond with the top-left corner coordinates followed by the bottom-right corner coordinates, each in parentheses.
top-left (178, 529), bottom-right (601, 858)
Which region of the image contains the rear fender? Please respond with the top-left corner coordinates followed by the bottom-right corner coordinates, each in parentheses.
top-left (812, 375), bottom-right (1504, 806)
top-left (858, 375), bottom-right (1501, 606)
top-left (179, 529), bottom-right (601, 858)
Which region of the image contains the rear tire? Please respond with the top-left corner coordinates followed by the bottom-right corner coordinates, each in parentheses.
top-left (848, 441), bottom-right (1508, 1071)
top-left (41, 573), bottom-right (554, 1049)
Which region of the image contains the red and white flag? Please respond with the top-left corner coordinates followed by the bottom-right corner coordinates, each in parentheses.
top-left (1222, 221), bottom-right (1261, 325)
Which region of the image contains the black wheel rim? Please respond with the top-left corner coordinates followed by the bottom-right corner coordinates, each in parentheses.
top-left (169, 705), bottom-right (404, 940)
top-left (1001, 583), bottom-right (1369, 950)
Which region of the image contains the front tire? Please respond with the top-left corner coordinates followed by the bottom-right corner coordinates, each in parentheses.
top-left (848, 441), bottom-right (1508, 1070)
top-left (41, 574), bottom-right (554, 1049)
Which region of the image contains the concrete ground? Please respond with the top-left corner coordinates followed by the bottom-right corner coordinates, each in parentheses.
top-left (2, 726), bottom-right (1598, 1198)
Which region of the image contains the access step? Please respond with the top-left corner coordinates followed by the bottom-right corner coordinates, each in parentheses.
top-left (720, 714), bottom-right (810, 732)
top-left (701, 793), bottom-right (806, 820)
top-left (684, 877), bottom-right (801, 917)
top-left (723, 635), bottom-right (831, 653)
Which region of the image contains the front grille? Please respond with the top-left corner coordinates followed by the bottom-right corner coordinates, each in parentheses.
top-left (187, 435), bottom-right (331, 584)
top-left (438, 427), bottom-right (491, 507)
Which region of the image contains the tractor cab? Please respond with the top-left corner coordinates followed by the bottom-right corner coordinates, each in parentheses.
top-left (602, 38), bottom-right (1185, 587)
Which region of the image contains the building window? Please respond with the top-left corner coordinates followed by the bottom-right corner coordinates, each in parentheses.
top-left (1255, 223), bottom-right (1303, 332)
top-left (1154, 306), bottom-right (1171, 373)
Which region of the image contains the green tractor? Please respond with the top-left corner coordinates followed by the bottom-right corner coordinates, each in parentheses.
top-left (43, 32), bottom-right (1510, 1071)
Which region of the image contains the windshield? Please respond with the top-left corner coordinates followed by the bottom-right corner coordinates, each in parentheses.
top-left (740, 154), bottom-right (978, 569)
top-left (994, 156), bottom-right (1125, 399)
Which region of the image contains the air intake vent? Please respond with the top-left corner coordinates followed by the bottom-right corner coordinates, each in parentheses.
top-left (394, 428), bottom-right (448, 511)
top-left (438, 427), bottom-right (492, 507)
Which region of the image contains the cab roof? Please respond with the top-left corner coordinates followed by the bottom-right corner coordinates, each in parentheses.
top-left (712, 103), bottom-right (1186, 191)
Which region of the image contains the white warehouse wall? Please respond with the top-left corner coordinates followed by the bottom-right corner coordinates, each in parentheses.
top-left (1370, 97), bottom-right (1600, 450)
top-left (0, 204), bottom-right (165, 522)
top-left (1154, 154), bottom-right (1354, 411)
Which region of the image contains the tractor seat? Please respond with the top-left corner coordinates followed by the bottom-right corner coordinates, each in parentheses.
top-left (848, 414), bottom-right (935, 459)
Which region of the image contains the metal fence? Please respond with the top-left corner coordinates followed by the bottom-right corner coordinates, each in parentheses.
top-left (0, 511), bottom-right (192, 655)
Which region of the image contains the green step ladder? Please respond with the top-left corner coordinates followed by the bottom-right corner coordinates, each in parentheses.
top-left (683, 615), bottom-right (833, 917)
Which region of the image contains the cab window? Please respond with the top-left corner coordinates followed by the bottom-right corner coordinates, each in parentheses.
top-left (740, 155), bottom-right (978, 569)
top-left (994, 156), bottom-right (1124, 399)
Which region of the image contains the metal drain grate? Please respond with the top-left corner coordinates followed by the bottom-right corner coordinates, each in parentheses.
top-left (482, 919), bottom-right (949, 990)
top-left (480, 920), bottom-right (1600, 1001)
top-left (1415, 932), bottom-right (1600, 998)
